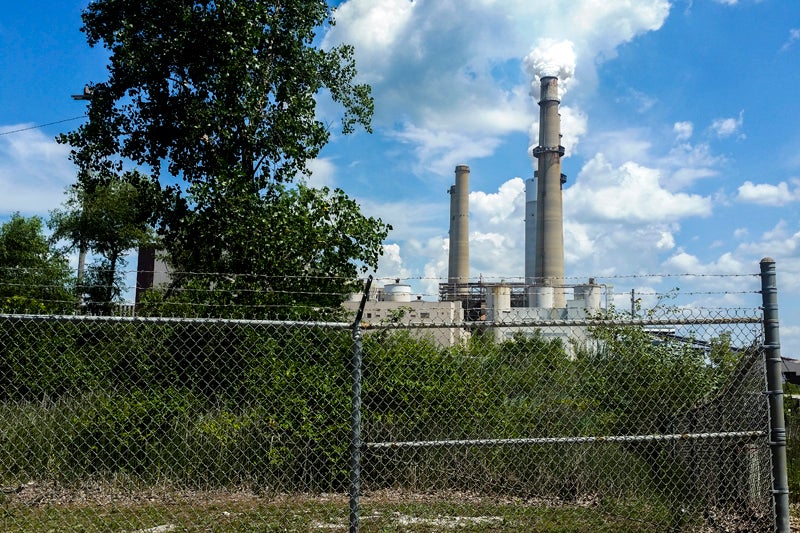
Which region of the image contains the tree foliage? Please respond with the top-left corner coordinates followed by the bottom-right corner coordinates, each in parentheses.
top-left (69, 0), bottom-right (373, 186)
top-left (0, 214), bottom-right (74, 313)
top-left (49, 172), bottom-right (160, 312)
top-left (59, 0), bottom-right (389, 316)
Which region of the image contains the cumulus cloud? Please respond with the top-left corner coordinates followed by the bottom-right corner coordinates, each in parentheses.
top-left (737, 180), bottom-right (800, 206)
top-left (469, 178), bottom-right (525, 226)
top-left (0, 126), bottom-right (74, 217)
top-left (583, 123), bottom-right (723, 191)
top-left (566, 154), bottom-right (712, 223)
top-left (376, 243), bottom-right (413, 283)
top-left (324, 0), bottom-right (672, 176)
top-left (662, 250), bottom-right (746, 275)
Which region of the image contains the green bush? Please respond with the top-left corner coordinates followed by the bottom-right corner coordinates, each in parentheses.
top-left (0, 314), bottom-right (762, 511)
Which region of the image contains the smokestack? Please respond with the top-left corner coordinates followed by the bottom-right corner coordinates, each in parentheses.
top-left (532, 76), bottom-right (566, 308)
top-left (524, 176), bottom-right (537, 298)
top-left (448, 164), bottom-right (470, 298)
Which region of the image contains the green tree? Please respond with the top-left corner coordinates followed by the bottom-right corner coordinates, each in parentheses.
top-left (0, 214), bottom-right (74, 313)
top-left (60, 0), bottom-right (389, 316)
top-left (49, 172), bottom-right (159, 314)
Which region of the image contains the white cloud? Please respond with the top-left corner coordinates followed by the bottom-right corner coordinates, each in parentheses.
top-left (583, 128), bottom-right (653, 167)
top-left (566, 154), bottom-right (712, 223)
top-left (470, 231), bottom-right (520, 278)
top-left (662, 250), bottom-right (746, 275)
top-left (781, 28), bottom-right (800, 52)
top-left (617, 88), bottom-right (658, 114)
top-left (324, 0), bottom-right (672, 176)
top-left (660, 142), bottom-right (723, 189)
top-left (737, 180), bottom-right (800, 206)
top-left (376, 243), bottom-right (413, 283)
top-left (304, 157), bottom-right (337, 188)
top-left (0, 126), bottom-right (74, 217)
top-left (673, 121), bottom-right (693, 141)
top-left (710, 111), bottom-right (745, 139)
top-left (584, 125), bottom-right (723, 191)
top-left (469, 178), bottom-right (525, 226)
top-left (324, 0), bottom-right (416, 84)
top-left (390, 125), bottom-right (504, 176)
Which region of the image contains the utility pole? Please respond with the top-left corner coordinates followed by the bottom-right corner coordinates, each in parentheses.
top-left (70, 85), bottom-right (94, 306)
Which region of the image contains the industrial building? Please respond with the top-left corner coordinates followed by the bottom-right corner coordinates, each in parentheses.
top-left (341, 280), bottom-right (468, 347)
top-left (347, 75), bottom-right (610, 348)
top-left (136, 74), bottom-right (607, 348)
top-left (438, 76), bottom-right (610, 343)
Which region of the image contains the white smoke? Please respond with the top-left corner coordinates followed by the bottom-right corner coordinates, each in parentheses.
top-left (523, 38), bottom-right (577, 97)
top-left (524, 39), bottom-right (582, 157)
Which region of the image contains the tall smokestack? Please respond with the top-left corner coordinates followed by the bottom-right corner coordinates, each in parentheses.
top-left (524, 175), bottom-right (537, 302)
top-left (532, 76), bottom-right (566, 308)
top-left (448, 164), bottom-right (470, 298)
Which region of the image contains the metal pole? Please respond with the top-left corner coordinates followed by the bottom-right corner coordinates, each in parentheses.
top-left (760, 257), bottom-right (790, 532)
top-left (631, 289), bottom-right (635, 317)
top-left (349, 276), bottom-right (372, 533)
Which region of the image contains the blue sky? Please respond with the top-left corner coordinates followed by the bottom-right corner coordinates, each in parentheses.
top-left (2, 1), bottom-right (800, 353)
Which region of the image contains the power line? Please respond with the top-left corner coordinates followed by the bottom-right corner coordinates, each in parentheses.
top-left (0, 116), bottom-right (86, 137)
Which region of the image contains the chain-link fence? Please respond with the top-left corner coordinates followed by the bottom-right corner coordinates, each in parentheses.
top-left (0, 268), bottom-right (788, 531)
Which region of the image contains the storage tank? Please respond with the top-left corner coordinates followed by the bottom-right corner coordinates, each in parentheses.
top-left (486, 284), bottom-right (511, 322)
top-left (533, 283), bottom-right (554, 309)
top-left (574, 279), bottom-right (602, 313)
top-left (383, 280), bottom-right (412, 302)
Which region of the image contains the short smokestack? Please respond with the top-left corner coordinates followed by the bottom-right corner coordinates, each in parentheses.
top-left (532, 76), bottom-right (566, 308)
top-left (448, 164), bottom-right (470, 298)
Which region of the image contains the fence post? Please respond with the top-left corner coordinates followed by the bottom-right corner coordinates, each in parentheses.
top-left (760, 257), bottom-right (790, 532)
top-left (349, 276), bottom-right (372, 533)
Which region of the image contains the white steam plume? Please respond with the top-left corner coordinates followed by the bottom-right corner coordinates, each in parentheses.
top-left (524, 38), bottom-right (581, 157)
top-left (523, 38), bottom-right (577, 97)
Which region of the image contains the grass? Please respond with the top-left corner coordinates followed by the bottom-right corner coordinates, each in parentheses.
top-left (1, 491), bottom-right (664, 532)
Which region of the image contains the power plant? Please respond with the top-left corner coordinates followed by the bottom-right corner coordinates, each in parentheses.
top-left (136, 74), bottom-right (605, 342)
top-left (439, 75), bottom-right (607, 330)
top-left (347, 75), bottom-right (608, 346)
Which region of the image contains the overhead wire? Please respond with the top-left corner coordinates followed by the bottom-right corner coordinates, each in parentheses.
top-left (0, 116), bottom-right (87, 137)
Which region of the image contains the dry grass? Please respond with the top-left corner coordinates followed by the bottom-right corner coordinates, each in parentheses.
top-left (1, 483), bottom-right (774, 532)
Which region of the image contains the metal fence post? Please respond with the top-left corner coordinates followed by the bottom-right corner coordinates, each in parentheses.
top-left (760, 257), bottom-right (790, 532)
top-left (349, 276), bottom-right (372, 533)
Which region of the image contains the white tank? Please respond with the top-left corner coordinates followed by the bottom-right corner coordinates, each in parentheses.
top-left (574, 281), bottom-right (602, 313)
top-left (534, 285), bottom-right (554, 309)
top-left (383, 282), bottom-right (412, 302)
top-left (486, 285), bottom-right (511, 322)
